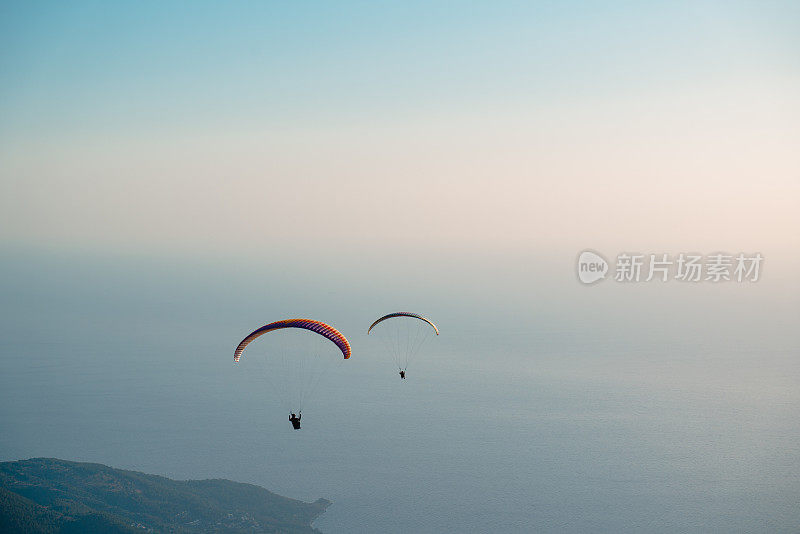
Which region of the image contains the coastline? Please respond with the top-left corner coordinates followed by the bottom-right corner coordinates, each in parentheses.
top-left (309, 498), bottom-right (332, 533)
top-left (0, 458), bottom-right (330, 533)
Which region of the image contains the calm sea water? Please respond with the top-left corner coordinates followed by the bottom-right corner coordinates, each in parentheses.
top-left (1, 250), bottom-right (798, 533)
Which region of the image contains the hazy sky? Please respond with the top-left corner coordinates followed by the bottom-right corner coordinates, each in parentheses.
top-left (1, 1), bottom-right (798, 264)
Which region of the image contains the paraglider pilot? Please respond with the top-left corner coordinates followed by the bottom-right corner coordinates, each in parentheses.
top-left (399, 370), bottom-right (406, 379)
top-left (289, 412), bottom-right (301, 430)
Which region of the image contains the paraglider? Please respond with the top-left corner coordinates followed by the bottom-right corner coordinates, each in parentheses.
top-left (234, 319), bottom-right (351, 428)
top-left (289, 412), bottom-right (302, 430)
top-left (367, 312), bottom-right (438, 378)
top-left (234, 319), bottom-right (351, 362)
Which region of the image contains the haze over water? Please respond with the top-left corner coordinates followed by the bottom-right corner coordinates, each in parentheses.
top-left (1, 247), bottom-right (798, 533)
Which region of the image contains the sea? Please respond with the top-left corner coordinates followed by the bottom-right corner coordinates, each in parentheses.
top-left (1, 247), bottom-right (798, 533)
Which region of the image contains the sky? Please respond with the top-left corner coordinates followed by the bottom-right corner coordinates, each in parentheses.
top-left (0, 0), bottom-right (798, 354)
top-left (1, 1), bottom-right (798, 261)
top-left (0, 2), bottom-right (796, 386)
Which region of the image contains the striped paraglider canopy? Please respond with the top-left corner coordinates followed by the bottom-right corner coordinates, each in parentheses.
top-left (234, 319), bottom-right (351, 362)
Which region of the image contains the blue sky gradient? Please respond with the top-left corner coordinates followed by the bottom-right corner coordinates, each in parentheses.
top-left (2, 1), bottom-right (798, 136)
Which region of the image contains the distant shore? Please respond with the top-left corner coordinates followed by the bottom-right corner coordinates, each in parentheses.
top-left (1, 458), bottom-right (329, 533)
